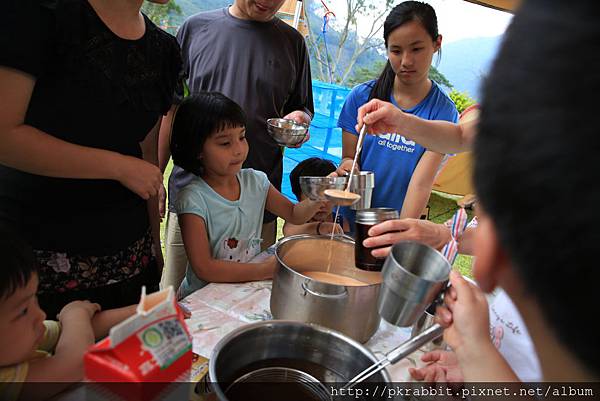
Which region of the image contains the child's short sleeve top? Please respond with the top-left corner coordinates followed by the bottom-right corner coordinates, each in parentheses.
top-left (175, 169), bottom-right (271, 295)
top-left (0, 320), bottom-right (61, 400)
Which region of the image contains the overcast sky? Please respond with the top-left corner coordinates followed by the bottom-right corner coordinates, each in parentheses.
top-left (318, 0), bottom-right (513, 44)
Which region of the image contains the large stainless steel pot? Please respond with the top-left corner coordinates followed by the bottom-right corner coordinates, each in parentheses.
top-left (209, 320), bottom-right (391, 401)
top-left (270, 235), bottom-right (382, 343)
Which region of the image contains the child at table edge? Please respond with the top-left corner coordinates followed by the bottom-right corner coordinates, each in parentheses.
top-left (171, 92), bottom-right (323, 299)
top-left (0, 226), bottom-right (139, 401)
top-left (283, 157), bottom-right (349, 237)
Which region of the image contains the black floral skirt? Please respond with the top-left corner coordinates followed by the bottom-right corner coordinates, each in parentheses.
top-left (35, 230), bottom-right (160, 318)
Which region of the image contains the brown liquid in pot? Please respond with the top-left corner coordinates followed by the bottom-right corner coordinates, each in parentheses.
top-left (279, 238), bottom-right (382, 286)
top-left (302, 271), bottom-right (367, 286)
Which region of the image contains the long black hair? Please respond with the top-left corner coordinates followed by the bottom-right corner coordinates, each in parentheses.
top-left (171, 92), bottom-right (247, 176)
top-left (369, 1), bottom-right (440, 101)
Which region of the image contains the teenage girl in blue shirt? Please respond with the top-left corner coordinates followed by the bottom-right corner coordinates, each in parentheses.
top-left (337, 1), bottom-right (458, 226)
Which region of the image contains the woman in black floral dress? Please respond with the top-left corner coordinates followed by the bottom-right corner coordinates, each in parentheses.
top-left (0, 0), bottom-right (182, 317)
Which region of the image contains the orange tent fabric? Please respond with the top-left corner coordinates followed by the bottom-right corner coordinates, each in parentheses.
top-left (464, 0), bottom-right (520, 12)
top-left (432, 105), bottom-right (479, 197)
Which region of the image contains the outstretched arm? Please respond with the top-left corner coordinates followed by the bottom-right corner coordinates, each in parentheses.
top-left (91, 305), bottom-right (137, 341)
top-left (357, 99), bottom-right (476, 154)
top-left (265, 185), bottom-right (324, 225)
top-left (400, 151), bottom-right (444, 219)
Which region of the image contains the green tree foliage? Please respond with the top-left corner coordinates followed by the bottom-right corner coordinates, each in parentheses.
top-left (346, 60), bottom-right (453, 90)
top-left (449, 89), bottom-right (477, 114)
top-left (142, 1), bottom-right (182, 34)
top-left (346, 60), bottom-right (386, 87)
top-left (430, 66), bottom-right (452, 88)
top-left (306, 0), bottom-right (395, 86)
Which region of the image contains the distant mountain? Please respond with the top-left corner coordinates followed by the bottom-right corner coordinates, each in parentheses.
top-left (437, 36), bottom-right (504, 101)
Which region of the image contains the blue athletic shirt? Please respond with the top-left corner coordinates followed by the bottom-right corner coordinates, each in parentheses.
top-left (337, 80), bottom-right (458, 228)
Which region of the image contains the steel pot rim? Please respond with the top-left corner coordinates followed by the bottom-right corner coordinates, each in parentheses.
top-left (274, 234), bottom-right (380, 289)
top-left (208, 319), bottom-right (391, 400)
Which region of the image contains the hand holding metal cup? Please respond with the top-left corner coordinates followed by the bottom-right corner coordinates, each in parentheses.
top-left (377, 240), bottom-right (451, 327)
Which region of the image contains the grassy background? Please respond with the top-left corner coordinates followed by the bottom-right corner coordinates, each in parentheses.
top-left (161, 160), bottom-right (473, 277)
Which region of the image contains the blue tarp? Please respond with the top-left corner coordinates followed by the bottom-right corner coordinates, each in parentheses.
top-left (281, 80), bottom-right (351, 201)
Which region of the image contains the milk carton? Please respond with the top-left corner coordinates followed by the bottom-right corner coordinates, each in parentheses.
top-left (84, 286), bottom-right (192, 401)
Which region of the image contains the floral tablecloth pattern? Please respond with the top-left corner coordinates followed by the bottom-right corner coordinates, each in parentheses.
top-left (181, 279), bottom-right (433, 381)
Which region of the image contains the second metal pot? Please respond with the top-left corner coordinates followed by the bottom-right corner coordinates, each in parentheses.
top-left (270, 235), bottom-right (382, 343)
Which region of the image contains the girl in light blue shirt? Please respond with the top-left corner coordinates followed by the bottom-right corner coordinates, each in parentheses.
top-left (170, 93), bottom-right (323, 298)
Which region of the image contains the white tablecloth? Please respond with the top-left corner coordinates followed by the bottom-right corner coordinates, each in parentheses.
top-left (181, 279), bottom-right (434, 381)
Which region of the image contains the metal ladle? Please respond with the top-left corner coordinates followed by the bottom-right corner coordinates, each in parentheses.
top-left (324, 121), bottom-right (368, 206)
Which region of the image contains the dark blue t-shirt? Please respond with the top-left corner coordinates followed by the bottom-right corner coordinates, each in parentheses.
top-left (337, 80), bottom-right (458, 226)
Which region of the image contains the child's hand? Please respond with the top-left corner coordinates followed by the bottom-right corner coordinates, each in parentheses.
top-left (435, 271), bottom-right (491, 357)
top-left (58, 300), bottom-right (101, 322)
top-left (335, 158), bottom-right (357, 177)
top-left (308, 200), bottom-right (327, 216)
top-left (409, 350), bottom-right (464, 383)
top-left (257, 255), bottom-right (278, 280)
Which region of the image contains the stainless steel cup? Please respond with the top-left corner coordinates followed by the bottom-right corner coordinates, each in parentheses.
top-left (377, 241), bottom-right (451, 327)
top-left (348, 171), bottom-right (374, 210)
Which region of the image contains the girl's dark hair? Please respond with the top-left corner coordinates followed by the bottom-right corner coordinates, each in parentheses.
top-left (289, 157), bottom-right (337, 201)
top-left (0, 226), bottom-right (36, 300)
top-left (369, 1), bottom-right (440, 101)
top-left (171, 92), bottom-right (247, 176)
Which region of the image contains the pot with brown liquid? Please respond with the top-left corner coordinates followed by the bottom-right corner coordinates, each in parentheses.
top-left (270, 235), bottom-right (383, 343)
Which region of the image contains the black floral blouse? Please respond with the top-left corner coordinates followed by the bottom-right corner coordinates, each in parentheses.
top-left (0, 0), bottom-right (182, 296)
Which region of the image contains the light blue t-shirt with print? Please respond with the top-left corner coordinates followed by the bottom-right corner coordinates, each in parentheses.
top-left (337, 80), bottom-right (458, 229)
top-left (176, 168), bottom-right (271, 297)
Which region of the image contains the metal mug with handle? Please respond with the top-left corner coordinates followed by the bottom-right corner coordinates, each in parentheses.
top-left (377, 240), bottom-right (451, 327)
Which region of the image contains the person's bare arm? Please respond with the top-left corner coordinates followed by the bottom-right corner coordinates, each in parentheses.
top-left (363, 218), bottom-right (452, 258)
top-left (23, 302), bottom-right (99, 386)
top-left (91, 305), bottom-right (137, 341)
top-left (179, 214), bottom-right (276, 283)
top-left (0, 67), bottom-right (162, 200)
top-left (265, 185), bottom-right (323, 225)
top-left (400, 151), bottom-right (444, 219)
top-left (158, 105), bottom-right (176, 173)
top-left (357, 99), bottom-right (476, 154)
top-left (141, 120), bottom-right (164, 271)
top-left (457, 226), bottom-right (476, 255)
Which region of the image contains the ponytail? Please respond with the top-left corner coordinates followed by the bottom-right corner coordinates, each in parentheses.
top-left (368, 61), bottom-right (395, 102)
